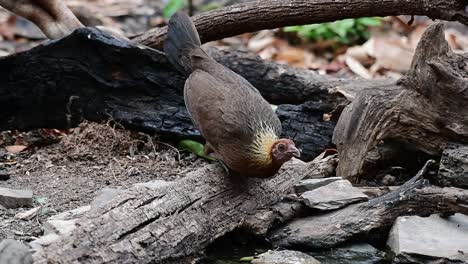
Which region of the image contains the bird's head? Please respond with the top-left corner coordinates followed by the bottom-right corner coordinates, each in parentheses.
top-left (271, 139), bottom-right (301, 163)
top-left (251, 130), bottom-right (300, 167)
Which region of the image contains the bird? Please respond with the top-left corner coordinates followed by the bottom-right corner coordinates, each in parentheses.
top-left (164, 11), bottom-right (300, 177)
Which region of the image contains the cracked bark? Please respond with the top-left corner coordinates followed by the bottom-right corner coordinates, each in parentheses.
top-left (33, 159), bottom-right (310, 263)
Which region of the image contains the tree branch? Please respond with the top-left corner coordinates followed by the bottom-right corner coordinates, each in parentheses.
top-left (133, 0), bottom-right (468, 49)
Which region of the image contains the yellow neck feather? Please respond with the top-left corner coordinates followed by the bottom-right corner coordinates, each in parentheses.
top-left (250, 123), bottom-right (278, 167)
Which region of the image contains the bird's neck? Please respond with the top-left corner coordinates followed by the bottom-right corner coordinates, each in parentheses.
top-left (250, 125), bottom-right (278, 168)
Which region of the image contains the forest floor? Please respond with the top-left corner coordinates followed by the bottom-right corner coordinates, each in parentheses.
top-left (0, 122), bottom-right (205, 241)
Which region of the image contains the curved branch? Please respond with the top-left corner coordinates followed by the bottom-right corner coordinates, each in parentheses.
top-left (133, 0), bottom-right (468, 49)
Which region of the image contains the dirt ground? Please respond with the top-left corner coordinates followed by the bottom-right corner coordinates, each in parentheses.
top-left (0, 122), bottom-right (206, 241)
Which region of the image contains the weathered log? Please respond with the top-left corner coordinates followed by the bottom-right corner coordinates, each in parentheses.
top-left (32, 159), bottom-right (311, 263)
top-left (0, 27), bottom-right (338, 160)
top-left (206, 47), bottom-right (376, 105)
top-left (134, 0), bottom-right (468, 49)
top-left (268, 161), bottom-right (468, 249)
top-left (333, 22), bottom-right (468, 180)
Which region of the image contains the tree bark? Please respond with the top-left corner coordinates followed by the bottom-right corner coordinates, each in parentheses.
top-left (134, 0), bottom-right (468, 49)
top-left (33, 159), bottom-right (311, 264)
top-left (333, 22), bottom-right (468, 180)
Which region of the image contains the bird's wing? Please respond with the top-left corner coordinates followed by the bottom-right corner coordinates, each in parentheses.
top-left (185, 70), bottom-right (258, 150)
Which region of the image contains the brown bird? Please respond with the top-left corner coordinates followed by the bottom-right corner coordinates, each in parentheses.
top-left (164, 11), bottom-right (300, 177)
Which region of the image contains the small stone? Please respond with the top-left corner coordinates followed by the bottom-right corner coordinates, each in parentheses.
top-left (294, 177), bottom-right (342, 194)
top-left (0, 239), bottom-right (33, 264)
top-left (0, 187), bottom-right (33, 209)
top-left (387, 214), bottom-right (468, 263)
top-left (300, 180), bottom-right (368, 210)
top-left (15, 207), bottom-right (40, 220)
top-left (381, 174), bottom-right (396, 186)
top-left (312, 243), bottom-right (385, 264)
top-left (252, 250), bottom-right (321, 264)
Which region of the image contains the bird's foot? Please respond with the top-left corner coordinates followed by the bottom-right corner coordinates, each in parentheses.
top-left (217, 159), bottom-right (232, 177)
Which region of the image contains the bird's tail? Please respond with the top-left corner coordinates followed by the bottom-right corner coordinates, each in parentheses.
top-left (163, 11), bottom-right (201, 75)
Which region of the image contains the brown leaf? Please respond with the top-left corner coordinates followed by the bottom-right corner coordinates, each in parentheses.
top-left (364, 33), bottom-right (414, 73)
top-left (5, 145), bottom-right (27, 154)
top-left (0, 15), bottom-right (16, 40)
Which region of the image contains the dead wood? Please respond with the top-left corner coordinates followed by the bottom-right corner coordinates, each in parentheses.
top-left (206, 47), bottom-right (378, 105)
top-left (268, 161), bottom-right (468, 249)
top-left (0, 28), bottom-right (350, 160)
top-left (333, 22), bottom-right (468, 180)
top-left (134, 0), bottom-right (468, 49)
top-left (32, 159), bottom-right (311, 264)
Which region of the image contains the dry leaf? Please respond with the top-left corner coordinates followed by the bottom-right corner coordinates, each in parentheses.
top-left (15, 207), bottom-right (40, 220)
top-left (345, 56), bottom-right (372, 79)
top-left (345, 45), bottom-right (374, 66)
top-left (364, 34), bottom-right (413, 73)
top-left (445, 29), bottom-right (468, 52)
top-left (5, 145), bottom-right (27, 154)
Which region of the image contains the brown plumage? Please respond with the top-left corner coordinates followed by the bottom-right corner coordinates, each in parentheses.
top-left (164, 11), bottom-right (300, 177)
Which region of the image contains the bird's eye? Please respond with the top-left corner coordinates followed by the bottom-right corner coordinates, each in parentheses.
top-left (277, 143), bottom-right (286, 152)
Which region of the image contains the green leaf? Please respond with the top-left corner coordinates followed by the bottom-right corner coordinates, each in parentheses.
top-left (239, 256), bottom-right (254, 262)
top-left (163, 0), bottom-right (186, 18)
top-left (282, 17), bottom-right (382, 46)
top-left (329, 19), bottom-right (355, 38)
top-left (357, 17), bottom-right (382, 27)
top-left (178, 140), bottom-right (216, 161)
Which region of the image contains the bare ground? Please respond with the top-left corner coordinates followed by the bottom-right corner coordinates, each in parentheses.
top-left (0, 122), bottom-right (206, 241)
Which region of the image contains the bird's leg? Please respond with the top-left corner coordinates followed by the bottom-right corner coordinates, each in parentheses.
top-left (203, 142), bottom-right (215, 156)
top-left (217, 159), bottom-right (232, 177)
top-left (204, 142), bottom-right (232, 176)
top-left (0, 0), bottom-right (83, 39)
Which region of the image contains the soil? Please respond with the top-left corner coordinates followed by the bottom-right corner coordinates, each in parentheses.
top-left (0, 121), bottom-right (206, 242)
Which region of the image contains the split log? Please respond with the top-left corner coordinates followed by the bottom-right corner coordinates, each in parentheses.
top-left (134, 0), bottom-right (468, 49)
top-left (268, 161), bottom-right (468, 249)
top-left (32, 159), bottom-right (313, 264)
top-left (333, 22), bottom-right (468, 180)
top-left (0, 28), bottom-right (340, 160)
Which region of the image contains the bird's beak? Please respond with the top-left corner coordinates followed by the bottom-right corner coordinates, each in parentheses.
top-left (287, 145), bottom-right (301, 158)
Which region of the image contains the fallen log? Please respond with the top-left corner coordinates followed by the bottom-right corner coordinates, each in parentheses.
top-left (206, 47), bottom-right (378, 105)
top-left (0, 27), bottom-right (338, 160)
top-left (134, 0), bottom-right (468, 49)
top-left (268, 161), bottom-right (468, 249)
top-left (333, 22), bottom-right (468, 180)
top-left (32, 159), bottom-right (311, 263)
